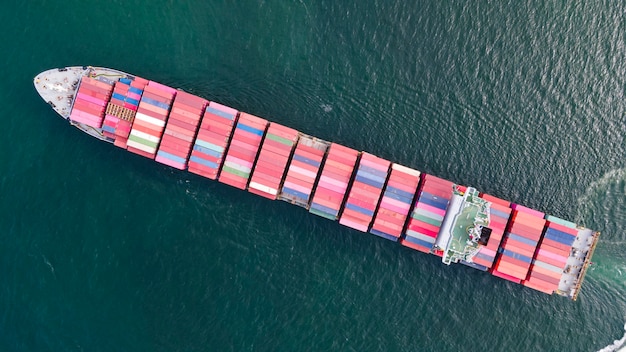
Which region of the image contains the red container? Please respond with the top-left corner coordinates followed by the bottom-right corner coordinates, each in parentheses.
top-left (400, 238), bottom-right (431, 254)
top-left (340, 209), bottom-right (371, 224)
top-left (491, 268), bottom-right (522, 284)
top-left (522, 278), bottom-right (555, 294)
top-left (540, 238), bottom-right (571, 252)
top-left (127, 145), bottom-right (155, 159)
top-left (529, 271), bottom-right (561, 285)
top-left (480, 193), bottom-right (511, 207)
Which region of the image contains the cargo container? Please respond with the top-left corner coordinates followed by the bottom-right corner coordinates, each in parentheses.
top-left (278, 135), bottom-right (329, 208)
top-left (248, 123), bottom-right (299, 200)
top-left (69, 76), bottom-right (114, 129)
top-left (492, 210), bottom-right (545, 281)
top-left (217, 112), bottom-right (267, 190)
top-left (339, 153), bottom-right (390, 232)
top-left (126, 81), bottom-right (176, 159)
top-left (401, 175), bottom-right (455, 253)
top-left (155, 91), bottom-right (207, 169)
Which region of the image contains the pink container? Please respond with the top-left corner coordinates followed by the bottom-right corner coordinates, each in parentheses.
top-left (512, 203), bottom-right (545, 218)
top-left (208, 101), bottom-right (238, 115)
top-left (147, 81), bottom-right (177, 95)
top-left (76, 92), bottom-right (106, 106)
top-left (288, 165), bottom-right (318, 179)
top-left (380, 197), bottom-right (410, 212)
top-left (415, 202), bottom-right (446, 217)
top-left (339, 217), bottom-right (368, 232)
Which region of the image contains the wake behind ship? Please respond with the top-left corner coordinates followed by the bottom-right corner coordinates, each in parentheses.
top-left (33, 66), bottom-right (600, 300)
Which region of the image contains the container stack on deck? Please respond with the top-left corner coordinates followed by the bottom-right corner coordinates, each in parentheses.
top-left (492, 205), bottom-right (546, 283)
top-left (309, 143), bottom-right (359, 220)
top-left (126, 81), bottom-right (177, 159)
top-left (219, 113), bottom-right (267, 190)
top-left (188, 102), bottom-right (238, 180)
top-left (470, 194), bottom-right (513, 270)
top-left (401, 175), bottom-right (454, 253)
top-left (155, 91), bottom-right (207, 170)
top-left (279, 136), bottom-right (328, 208)
top-left (103, 77), bottom-right (149, 148)
top-left (369, 164), bottom-right (420, 241)
top-left (52, 68), bottom-right (602, 299)
top-left (339, 153), bottom-right (390, 232)
top-left (248, 123), bottom-right (299, 200)
top-left (70, 77), bottom-right (114, 129)
top-left (522, 216), bottom-right (577, 294)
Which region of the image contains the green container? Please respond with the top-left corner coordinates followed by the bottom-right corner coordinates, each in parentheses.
top-left (128, 134), bottom-right (158, 149)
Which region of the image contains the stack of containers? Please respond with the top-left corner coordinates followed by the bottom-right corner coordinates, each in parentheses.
top-left (218, 112), bottom-right (267, 190)
top-left (248, 123), bottom-right (299, 200)
top-left (69, 76), bottom-right (114, 128)
top-left (492, 204), bottom-right (546, 284)
top-left (155, 91), bottom-right (207, 170)
top-left (188, 102), bottom-right (238, 180)
top-left (369, 164), bottom-right (420, 241)
top-left (279, 135), bottom-right (329, 208)
top-left (401, 174), bottom-right (454, 253)
top-left (339, 153), bottom-right (390, 233)
top-left (523, 216), bottom-right (577, 294)
top-left (126, 81), bottom-right (177, 159)
top-left (469, 193), bottom-right (513, 270)
top-left (103, 77), bottom-right (149, 148)
top-left (309, 143), bottom-right (359, 220)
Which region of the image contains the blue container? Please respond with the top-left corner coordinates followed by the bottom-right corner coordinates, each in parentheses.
top-left (119, 78), bottom-right (131, 85)
top-left (206, 106), bottom-right (236, 120)
top-left (124, 97), bottom-right (140, 106)
top-left (189, 155), bottom-right (218, 169)
top-left (490, 207), bottom-right (510, 220)
top-left (418, 196), bottom-right (448, 210)
top-left (236, 123), bottom-right (264, 136)
top-left (370, 229), bottom-right (398, 242)
top-left (357, 169), bottom-right (386, 184)
top-left (354, 174), bottom-right (384, 189)
top-left (292, 153), bottom-right (320, 167)
top-left (384, 186), bottom-right (414, 202)
top-left (128, 86), bottom-right (143, 95)
top-left (508, 233), bottom-right (538, 246)
top-left (112, 92), bottom-right (126, 101)
top-left (358, 164), bottom-right (387, 178)
top-left (102, 125), bottom-right (115, 134)
top-left (141, 96), bottom-right (170, 110)
top-left (502, 249), bottom-right (532, 264)
top-left (156, 150), bottom-right (187, 164)
top-left (544, 228), bottom-right (575, 246)
top-left (193, 144), bottom-right (222, 158)
top-left (281, 187), bottom-right (309, 201)
top-left (309, 202), bottom-right (338, 217)
top-left (403, 235), bottom-right (434, 249)
top-left (383, 189), bottom-right (412, 203)
top-left (345, 202), bottom-right (374, 217)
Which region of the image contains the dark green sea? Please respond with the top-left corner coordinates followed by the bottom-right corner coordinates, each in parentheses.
top-left (1, 1), bottom-right (625, 351)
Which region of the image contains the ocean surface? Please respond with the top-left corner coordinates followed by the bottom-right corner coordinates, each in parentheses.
top-left (0, 1), bottom-right (625, 351)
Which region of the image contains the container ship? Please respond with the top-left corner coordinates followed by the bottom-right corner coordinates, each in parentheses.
top-left (34, 66), bottom-right (600, 300)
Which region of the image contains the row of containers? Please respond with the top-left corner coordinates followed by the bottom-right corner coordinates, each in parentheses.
top-left (102, 77), bottom-right (148, 148)
top-left (71, 75), bottom-right (590, 297)
top-left (69, 76), bottom-right (114, 128)
top-left (126, 81), bottom-right (177, 159)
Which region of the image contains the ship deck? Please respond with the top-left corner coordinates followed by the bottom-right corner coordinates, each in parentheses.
top-left (558, 228), bottom-right (600, 300)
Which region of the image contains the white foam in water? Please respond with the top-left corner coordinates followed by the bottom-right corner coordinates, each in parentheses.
top-left (596, 322), bottom-right (626, 352)
top-left (576, 167), bottom-right (626, 226)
